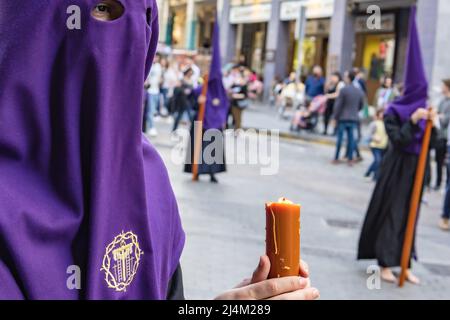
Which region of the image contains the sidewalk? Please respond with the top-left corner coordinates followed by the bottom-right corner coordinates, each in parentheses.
top-left (242, 102), bottom-right (371, 149)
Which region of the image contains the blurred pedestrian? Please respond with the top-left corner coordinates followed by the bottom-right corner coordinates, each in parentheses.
top-left (159, 57), bottom-right (168, 113)
top-left (353, 67), bottom-right (368, 96)
top-left (172, 68), bottom-right (196, 132)
top-left (350, 68), bottom-right (369, 162)
top-left (269, 76), bottom-right (283, 107)
top-left (364, 109), bottom-right (388, 181)
top-left (291, 95), bottom-right (325, 132)
top-left (186, 57), bottom-right (201, 88)
top-left (162, 59), bottom-right (181, 115)
top-left (279, 72), bottom-right (304, 118)
top-left (332, 71), bottom-right (365, 165)
top-left (324, 72), bottom-right (345, 135)
top-left (433, 79), bottom-right (450, 191)
top-left (230, 71), bottom-right (249, 130)
top-left (373, 76), bottom-right (398, 111)
top-left (248, 72), bottom-right (263, 101)
top-left (439, 79), bottom-right (450, 231)
top-left (305, 66), bottom-right (325, 101)
top-left (144, 53), bottom-right (162, 137)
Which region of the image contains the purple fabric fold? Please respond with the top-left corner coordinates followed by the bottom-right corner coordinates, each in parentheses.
top-left (0, 0), bottom-right (184, 299)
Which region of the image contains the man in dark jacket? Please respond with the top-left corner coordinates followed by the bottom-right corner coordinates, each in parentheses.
top-left (332, 70), bottom-right (365, 164)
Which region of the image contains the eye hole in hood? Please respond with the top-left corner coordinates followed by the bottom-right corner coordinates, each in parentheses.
top-left (91, 0), bottom-right (125, 22)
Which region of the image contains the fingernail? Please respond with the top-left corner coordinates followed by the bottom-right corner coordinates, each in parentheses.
top-left (259, 256), bottom-right (264, 267)
top-left (298, 277), bottom-right (307, 286)
top-left (312, 289), bottom-right (320, 299)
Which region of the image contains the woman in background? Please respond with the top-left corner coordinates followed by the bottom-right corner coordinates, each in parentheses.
top-left (373, 77), bottom-right (398, 111)
top-left (324, 72), bottom-right (345, 135)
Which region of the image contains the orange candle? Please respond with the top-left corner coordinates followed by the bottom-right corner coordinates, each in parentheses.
top-left (265, 198), bottom-right (301, 278)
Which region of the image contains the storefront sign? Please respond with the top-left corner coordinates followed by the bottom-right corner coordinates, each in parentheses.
top-left (355, 14), bottom-right (396, 33)
top-left (229, 3), bottom-right (272, 24)
top-left (280, 0), bottom-right (334, 21)
top-left (305, 19), bottom-right (330, 36)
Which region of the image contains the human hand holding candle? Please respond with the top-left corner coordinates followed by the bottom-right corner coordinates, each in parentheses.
top-left (215, 198), bottom-right (318, 300)
top-left (266, 198), bottom-right (301, 278)
top-left (215, 256), bottom-right (319, 300)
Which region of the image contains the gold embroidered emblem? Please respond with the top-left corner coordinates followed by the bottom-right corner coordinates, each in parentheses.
top-left (100, 231), bottom-right (143, 292)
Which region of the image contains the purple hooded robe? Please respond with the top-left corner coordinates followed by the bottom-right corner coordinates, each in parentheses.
top-left (0, 0), bottom-right (184, 299)
top-left (385, 6), bottom-right (429, 155)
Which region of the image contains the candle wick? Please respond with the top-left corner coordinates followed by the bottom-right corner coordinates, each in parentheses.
top-left (270, 207), bottom-right (278, 255)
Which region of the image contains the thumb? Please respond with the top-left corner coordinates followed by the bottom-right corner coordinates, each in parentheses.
top-left (251, 255), bottom-right (271, 284)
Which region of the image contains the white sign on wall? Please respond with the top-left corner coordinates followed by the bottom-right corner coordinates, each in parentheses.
top-left (229, 3), bottom-right (272, 24)
top-left (280, 0), bottom-right (335, 21)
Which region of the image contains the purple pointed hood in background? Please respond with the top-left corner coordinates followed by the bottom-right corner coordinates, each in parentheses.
top-left (386, 6), bottom-right (429, 155)
top-left (203, 18), bottom-right (230, 130)
top-left (0, 0), bottom-right (184, 299)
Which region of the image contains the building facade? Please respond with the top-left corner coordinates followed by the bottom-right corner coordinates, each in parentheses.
top-left (158, 0), bottom-right (450, 102)
top-left (157, 0), bottom-right (218, 52)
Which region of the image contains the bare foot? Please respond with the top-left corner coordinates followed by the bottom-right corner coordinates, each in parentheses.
top-left (439, 218), bottom-right (450, 231)
top-left (380, 268), bottom-right (397, 283)
top-left (405, 270), bottom-right (421, 285)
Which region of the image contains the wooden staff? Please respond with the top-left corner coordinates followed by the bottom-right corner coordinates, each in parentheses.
top-left (399, 113), bottom-right (433, 287)
top-left (192, 75), bottom-right (209, 181)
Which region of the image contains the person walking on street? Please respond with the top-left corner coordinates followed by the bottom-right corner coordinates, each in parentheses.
top-left (172, 68), bottom-right (196, 132)
top-left (439, 79), bottom-right (450, 231)
top-left (332, 71), bottom-right (365, 165)
top-left (350, 68), bottom-right (368, 162)
top-left (434, 79), bottom-right (450, 191)
top-left (144, 54), bottom-right (162, 137)
top-left (324, 72), bottom-right (345, 135)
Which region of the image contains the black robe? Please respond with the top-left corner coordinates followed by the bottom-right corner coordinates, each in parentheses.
top-left (166, 264), bottom-right (185, 300)
top-left (358, 114), bottom-right (435, 268)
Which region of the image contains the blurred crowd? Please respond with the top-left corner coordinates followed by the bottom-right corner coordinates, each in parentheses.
top-left (269, 65), bottom-right (403, 174)
top-left (143, 55), bottom-right (450, 230)
top-left (271, 65), bottom-right (450, 230)
top-left (270, 65), bottom-right (403, 134)
top-left (142, 53), bottom-right (264, 137)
